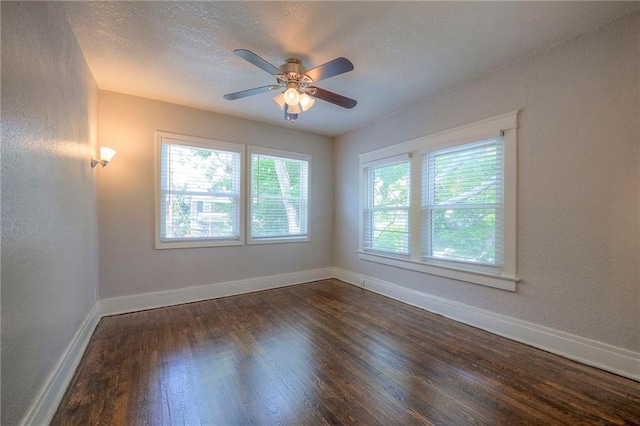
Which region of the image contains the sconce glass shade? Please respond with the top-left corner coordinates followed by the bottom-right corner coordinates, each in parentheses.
top-left (100, 147), bottom-right (116, 163)
top-left (299, 93), bottom-right (315, 112)
top-left (272, 92), bottom-right (285, 110)
top-left (92, 146), bottom-right (116, 168)
top-left (284, 87), bottom-right (300, 106)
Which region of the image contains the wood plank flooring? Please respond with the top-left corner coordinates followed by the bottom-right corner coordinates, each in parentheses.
top-left (52, 279), bottom-right (640, 425)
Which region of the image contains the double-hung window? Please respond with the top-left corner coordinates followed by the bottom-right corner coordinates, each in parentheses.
top-left (249, 148), bottom-right (310, 243)
top-left (362, 156), bottom-right (411, 255)
top-left (359, 111), bottom-right (518, 291)
top-left (422, 138), bottom-right (503, 269)
top-left (156, 132), bottom-right (244, 248)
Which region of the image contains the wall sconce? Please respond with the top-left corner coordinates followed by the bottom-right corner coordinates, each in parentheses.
top-left (91, 147), bottom-right (116, 168)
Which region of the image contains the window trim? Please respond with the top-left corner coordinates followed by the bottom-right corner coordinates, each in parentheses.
top-left (358, 111), bottom-right (519, 291)
top-left (155, 131), bottom-right (246, 249)
top-left (247, 146), bottom-right (311, 245)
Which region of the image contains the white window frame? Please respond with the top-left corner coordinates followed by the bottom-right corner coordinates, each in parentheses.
top-left (358, 111), bottom-right (519, 291)
top-left (247, 146), bottom-right (311, 245)
top-left (155, 131), bottom-right (246, 249)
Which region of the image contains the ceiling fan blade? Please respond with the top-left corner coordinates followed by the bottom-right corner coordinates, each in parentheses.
top-left (223, 85), bottom-right (279, 100)
top-left (234, 49), bottom-right (282, 76)
top-left (308, 86), bottom-right (357, 109)
top-left (304, 57), bottom-right (354, 82)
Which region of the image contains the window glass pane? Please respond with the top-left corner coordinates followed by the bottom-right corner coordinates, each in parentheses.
top-left (363, 159), bottom-right (410, 255)
top-left (160, 141), bottom-right (241, 242)
top-left (373, 162), bottom-right (410, 207)
top-left (429, 140), bottom-right (502, 206)
top-left (429, 208), bottom-right (501, 264)
top-left (251, 153), bottom-right (309, 239)
top-left (162, 144), bottom-right (238, 194)
top-left (162, 194), bottom-right (237, 239)
top-left (371, 209), bottom-right (409, 253)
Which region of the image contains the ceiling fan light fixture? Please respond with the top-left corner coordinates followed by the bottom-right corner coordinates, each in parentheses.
top-left (224, 49), bottom-right (356, 122)
top-left (284, 87), bottom-right (300, 106)
top-left (299, 93), bottom-right (315, 111)
top-left (272, 92), bottom-right (285, 110)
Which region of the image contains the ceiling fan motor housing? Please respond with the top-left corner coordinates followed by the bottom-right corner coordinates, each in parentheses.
top-left (281, 58), bottom-right (305, 75)
top-left (278, 58), bottom-right (314, 91)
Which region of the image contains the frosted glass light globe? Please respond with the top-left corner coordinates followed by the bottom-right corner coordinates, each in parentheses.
top-left (287, 103), bottom-right (302, 114)
top-left (284, 87), bottom-right (301, 106)
top-left (299, 93), bottom-right (315, 111)
top-left (272, 92), bottom-right (285, 110)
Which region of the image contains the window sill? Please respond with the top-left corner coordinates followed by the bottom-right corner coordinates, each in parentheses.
top-left (357, 250), bottom-right (518, 291)
top-left (155, 239), bottom-right (244, 249)
top-left (247, 236), bottom-right (310, 245)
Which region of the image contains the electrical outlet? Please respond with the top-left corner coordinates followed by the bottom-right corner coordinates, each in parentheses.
top-left (93, 286), bottom-right (97, 301)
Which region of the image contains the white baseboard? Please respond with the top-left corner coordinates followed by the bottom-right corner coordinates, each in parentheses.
top-left (21, 301), bottom-right (102, 426)
top-left (101, 267), bottom-right (334, 316)
top-left (333, 267), bottom-right (640, 382)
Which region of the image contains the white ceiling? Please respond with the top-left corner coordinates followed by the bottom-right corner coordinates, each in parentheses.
top-left (62, 1), bottom-right (639, 137)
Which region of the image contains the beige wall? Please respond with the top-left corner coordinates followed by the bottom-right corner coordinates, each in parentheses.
top-left (98, 92), bottom-right (333, 299)
top-left (334, 13), bottom-right (639, 351)
top-left (1, 2), bottom-right (99, 424)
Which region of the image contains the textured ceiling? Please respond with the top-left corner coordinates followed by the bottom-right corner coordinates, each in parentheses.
top-left (62, 1), bottom-right (639, 136)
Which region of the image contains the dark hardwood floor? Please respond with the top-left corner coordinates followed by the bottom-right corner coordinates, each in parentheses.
top-left (52, 279), bottom-right (640, 425)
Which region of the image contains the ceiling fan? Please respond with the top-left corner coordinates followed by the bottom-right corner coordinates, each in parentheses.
top-left (223, 49), bottom-right (357, 122)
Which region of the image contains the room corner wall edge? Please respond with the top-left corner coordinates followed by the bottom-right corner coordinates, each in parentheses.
top-left (332, 267), bottom-right (640, 382)
top-left (100, 267), bottom-right (334, 316)
top-left (20, 301), bottom-right (102, 426)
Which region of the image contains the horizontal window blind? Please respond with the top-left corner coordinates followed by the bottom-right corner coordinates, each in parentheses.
top-left (160, 142), bottom-right (241, 242)
top-left (363, 159), bottom-right (411, 255)
top-left (251, 153), bottom-right (309, 239)
top-left (422, 137), bottom-right (503, 266)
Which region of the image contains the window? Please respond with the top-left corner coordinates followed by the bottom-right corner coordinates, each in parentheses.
top-left (156, 132), bottom-right (244, 248)
top-left (249, 148), bottom-right (310, 243)
top-left (362, 156), bottom-right (411, 255)
top-left (423, 138), bottom-right (503, 268)
top-left (359, 111), bottom-right (518, 291)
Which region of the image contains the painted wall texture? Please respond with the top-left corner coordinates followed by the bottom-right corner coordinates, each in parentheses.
top-left (334, 13), bottom-right (639, 352)
top-left (98, 92), bottom-right (333, 299)
top-left (1, 2), bottom-right (99, 425)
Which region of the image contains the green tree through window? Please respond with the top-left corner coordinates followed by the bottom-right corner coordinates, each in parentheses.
top-left (160, 142), bottom-right (241, 242)
top-left (423, 138), bottom-right (503, 265)
top-left (363, 159), bottom-right (411, 254)
top-left (251, 152), bottom-right (308, 240)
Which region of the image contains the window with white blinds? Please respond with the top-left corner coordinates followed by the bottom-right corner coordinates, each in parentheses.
top-left (250, 149), bottom-right (309, 242)
top-left (157, 133), bottom-right (244, 248)
top-left (362, 156), bottom-right (411, 255)
top-left (357, 111), bottom-right (518, 290)
top-left (422, 138), bottom-right (503, 267)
